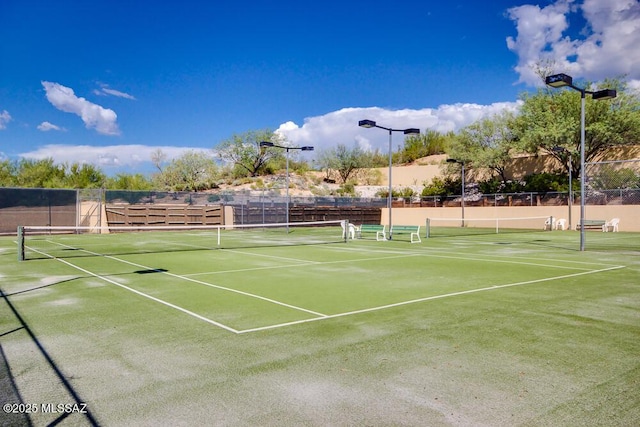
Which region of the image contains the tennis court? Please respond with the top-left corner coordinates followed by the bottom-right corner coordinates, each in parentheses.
top-left (1, 222), bottom-right (639, 426)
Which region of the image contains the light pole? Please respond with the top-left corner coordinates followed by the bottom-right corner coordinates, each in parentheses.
top-left (552, 146), bottom-right (573, 230)
top-left (446, 158), bottom-right (465, 227)
top-left (358, 120), bottom-right (420, 239)
top-left (545, 73), bottom-right (617, 251)
top-left (259, 141), bottom-right (314, 232)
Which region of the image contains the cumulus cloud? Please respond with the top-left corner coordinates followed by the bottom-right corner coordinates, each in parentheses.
top-left (0, 110), bottom-right (12, 130)
top-left (93, 83), bottom-right (136, 100)
top-left (42, 81), bottom-right (121, 135)
top-left (506, 0), bottom-right (640, 86)
top-left (19, 144), bottom-right (213, 170)
top-left (37, 121), bottom-right (65, 132)
top-left (276, 103), bottom-right (522, 153)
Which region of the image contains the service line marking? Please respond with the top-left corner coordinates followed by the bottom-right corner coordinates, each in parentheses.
top-left (236, 264), bottom-right (625, 334)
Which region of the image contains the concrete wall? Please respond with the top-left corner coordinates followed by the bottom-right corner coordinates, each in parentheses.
top-left (385, 205), bottom-right (640, 232)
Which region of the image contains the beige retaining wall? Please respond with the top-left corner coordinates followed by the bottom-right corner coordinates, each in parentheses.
top-left (386, 205), bottom-right (640, 232)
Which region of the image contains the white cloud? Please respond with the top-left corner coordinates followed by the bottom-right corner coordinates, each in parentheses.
top-left (19, 144), bottom-right (213, 170)
top-left (506, 0), bottom-right (640, 86)
top-left (42, 81), bottom-right (121, 136)
top-left (93, 83), bottom-right (136, 100)
top-left (0, 110), bottom-right (12, 130)
top-left (275, 103), bottom-right (522, 154)
top-left (37, 121), bottom-right (65, 132)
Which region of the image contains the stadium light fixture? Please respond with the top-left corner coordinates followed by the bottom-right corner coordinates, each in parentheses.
top-left (446, 158), bottom-right (466, 227)
top-left (545, 73), bottom-right (617, 251)
top-left (358, 120), bottom-right (420, 239)
top-left (259, 141), bottom-right (314, 232)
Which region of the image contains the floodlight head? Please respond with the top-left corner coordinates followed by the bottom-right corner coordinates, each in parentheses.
top-left (592, 89), bottom-right (617, 100)
top-left (301, 146), bottom-right (314, 151)
top-left (259, 141), bottom-right (274, 147)
top-left (359, 119), bottom-right (376, 128)
top-left (545, 73), bottom-right (573, 88)
top-left (404, 128), bottom-right (420, 135)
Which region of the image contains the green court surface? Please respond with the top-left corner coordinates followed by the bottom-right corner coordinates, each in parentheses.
top-left (1, 227), bottom-right (639, 426)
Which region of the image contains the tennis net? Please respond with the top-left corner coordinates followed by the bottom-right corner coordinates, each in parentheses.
top-left (425, 216), bottom-right (551, 238)
top-left (17, 219), bottom-right (347, 261)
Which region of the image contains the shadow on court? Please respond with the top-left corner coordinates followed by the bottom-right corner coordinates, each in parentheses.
top-left (0, 288), bottom-right (100, 426)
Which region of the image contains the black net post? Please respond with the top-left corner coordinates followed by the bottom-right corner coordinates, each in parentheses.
top-left (17, 226), bottom-right (24, 261)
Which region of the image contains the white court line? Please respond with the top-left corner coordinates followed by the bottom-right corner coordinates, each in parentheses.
top-left (45, 240), bottom-right (328, 318)
top-left (237, 264), bottom-right (626, 334)
top-left (224, 248), bottom-right (322, 264)
top-left (31, 239), bottom-right (626, 335)
top-left (321, 244), bottom-right (607, 272)
top-left (25, 245), bottom-right (240, 334)
top-left (185, 252), bottom-right (422, 277)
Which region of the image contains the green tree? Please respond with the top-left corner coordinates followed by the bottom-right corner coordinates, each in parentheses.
top-left (216, 129), bottom-right (284, 177)
top-left (317, 143), bottom-right (370, 184)
top-left (515, 78), bottom-right (640, 179)
top-left (154, 150), bottom-right (218, 191)
top-left (15, 158), bottom-right (66, 188)
top-left (451, 112), bottom-right (519, 183)
top-left (399, 130), bottom-right (452, 163)
top-left (63, 162), bottom-right (106, 188)
top-left (0, 159), bottom-right (17, 187)
top-left (105, 173), bottom-right (154, 190)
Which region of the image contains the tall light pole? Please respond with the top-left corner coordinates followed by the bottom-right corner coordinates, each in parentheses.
top-left (358, 120), bottom-right (420, 239)
top-left (545, 73), bottom-right (617, 251)
top-left (552, 146), bottom-right (573, 230)
top-left (259, 141), bottom-right (314, 232)
top-left (446, 158), bottom-right (465, 227)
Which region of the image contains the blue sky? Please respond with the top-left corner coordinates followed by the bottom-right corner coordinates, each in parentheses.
top-left (1, 0), bottom-right (638, 175)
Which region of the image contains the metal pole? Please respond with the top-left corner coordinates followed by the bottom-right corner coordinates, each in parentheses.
top-left (388, 129), bottom-right (393, 240)
top-left (568, 155), bottom-right (572, 230)
top-left (580, 91), bottom-right (586, 251)
top-left (461, 163), bottom-right (465, 227)
top-left (286, 148), bottom-right (290, 233)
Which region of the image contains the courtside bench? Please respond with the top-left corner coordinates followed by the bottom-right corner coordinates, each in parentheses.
top-left (357, 224), bottom-right (387, 241)
top-left (576, 219), bottom-right (605, 230)
top-left (390, 225), bottom-right (421, 243)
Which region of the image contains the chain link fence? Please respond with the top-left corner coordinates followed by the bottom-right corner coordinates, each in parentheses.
top-left (2, 177), bottom-right (639, 233)
top-left (585, 159), bottom-right (640, 205)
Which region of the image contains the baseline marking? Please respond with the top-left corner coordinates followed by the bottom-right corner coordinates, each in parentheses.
top-left (25, 245), bottom-right (240, 334)
top-left (45, 240), bottom-right (328, 318)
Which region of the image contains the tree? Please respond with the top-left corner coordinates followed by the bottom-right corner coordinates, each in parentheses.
top-left (63, 162), bottom-right (106, 188)
top-left (399, 130), bottom-right (452, 163)
top-left (0, 159), bottom-right (17, 187)
top-left (105, 173), bottom-right (153, 190)
top-left (317, 143), bottom-right (370, 184)
top-left (15, 158), bottom-right (66, 188)
top-left (154, 150), bottom-right (218, 191)
top-left (151, 149), bottom-right (167, 172)
top-left (451, 112), bottom-right (519, 183)
top-left (515, 78), bottom-right (640, 179)
top-left (216, 129), bottom-right (284, 177)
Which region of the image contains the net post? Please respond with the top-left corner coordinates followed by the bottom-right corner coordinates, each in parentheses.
top-left (17, 226), bottom-right (25, 261)
top-left (425, 218), bottom-right (430, 239)
top-left (341, 219), bottom-right (348, 242)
